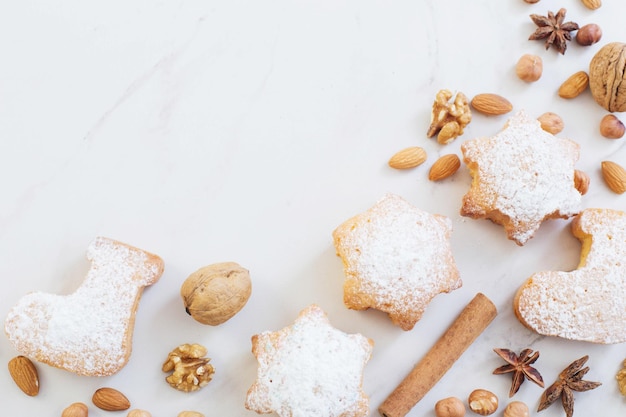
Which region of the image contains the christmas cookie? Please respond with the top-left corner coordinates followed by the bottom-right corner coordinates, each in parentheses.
top-left (245, 304), bottom-right (373, 417)
top-left (461, 110), bottom-right (581, 245)
top-left (515, 208), bottom-right (626, 344)
top-left (332, 193), bottom-right (461, 331)
top-left (4, 237), bottom-right (164, 376)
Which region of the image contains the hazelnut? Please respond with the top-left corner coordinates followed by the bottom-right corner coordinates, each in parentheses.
top-left (576, 23), bottom-right (602, 46)
top-left (523, 0), bottom-right (540, 3)
top-left (181, 262), bottom-right (252, 325)
top-left (61, 402), bottom-right (89, 417)
top-left (127, 411), bottom-right (152, 417)
top-left (574, 170), bottom-right (590, 195)
top-left (599, 114), bottom-right (625, 139)
top-left (515, 54), bottom-right (543, 82)
top-left (503, 401), bottom-right (529, 417)
top-left (435, 396), bottom-right (466, 417)
top-left (589, 42), bottom-right (626, 112)
top-left (467, 389), bottom-right (498, 416)
top-left (537, 112), bottom-right (564, 134)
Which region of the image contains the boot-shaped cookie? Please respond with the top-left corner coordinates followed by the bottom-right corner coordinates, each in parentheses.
top-left (4, 237), bottom-right (164, 376)
top-left (514, 208), bottom-right (626, 344)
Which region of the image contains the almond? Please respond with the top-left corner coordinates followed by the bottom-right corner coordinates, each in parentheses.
top-left (581, 0), bottom-right (601, 10)
top-left (8, 355), bottom-right (39, 396)
top-left (470, 93), bottom-right (513, 116)
top-left (388, 146), bottom-right (427, 169)
top-left (61, 402), bottom-right (89, 417)
top-left (558, 71), bottom-right (589, 99)
top-left (601, 161), bottom-right (626, 194)
top-left (429, 154), bottom-right (461, 181)
top-left (92, 387), bottom-right (131, 411)
top-left (574, 170), bottom-right (590, 195)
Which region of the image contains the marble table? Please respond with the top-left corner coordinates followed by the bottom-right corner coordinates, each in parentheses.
top-left (2, 1), bottom-right (625, 416)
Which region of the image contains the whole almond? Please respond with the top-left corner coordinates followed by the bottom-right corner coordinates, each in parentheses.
top-left (92, 387), bottom-right (131, 411)
top-left (62, 402), bottom-right (89, 417)
top-left (429, 154), bottom-right (461, 181)
top-left (388, 146), bottom-right (427, 169)
top-left (8, 355), bottom-right (39, 396)
top-left (470, 94), bottom-right (513, 116)
top-left (574, 170), bottom-right (590, 195)
top-left (558, 71), bottom-right (589, 99)
top-left (581, 0), bottom-right (601, 9)
top-left (601, 161), bottom-right (626, 194)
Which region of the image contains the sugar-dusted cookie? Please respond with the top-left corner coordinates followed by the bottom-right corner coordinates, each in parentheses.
top-left (461, 110), bottom-right (582, 246)
top-left (245, 304), bottom-right (373, 417)
top-left (4, 237), bottom-right (164, 376)
top-left (514, 208), bottom-right (626, 344)
top-left (332, 193), bottom-right (461, 331)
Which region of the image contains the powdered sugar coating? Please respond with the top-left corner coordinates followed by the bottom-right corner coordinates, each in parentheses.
top-left (4, 237), bottom-right (164, 376)
top-left (461, 110), bottom-right (581, 245)
top-left (245, 304), bottom-right (373, 417)
top-left (515, 208), bottom-right (626, 344)
top-left (332, 193), bottom-right (461, 330)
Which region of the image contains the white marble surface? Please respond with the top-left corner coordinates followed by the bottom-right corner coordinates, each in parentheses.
top-left (2, 1), bottom-right (626, 416)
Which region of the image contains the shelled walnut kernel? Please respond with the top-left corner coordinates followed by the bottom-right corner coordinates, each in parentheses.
top-left (162, 344), bottom-right (215, 392)
top-left (427, 89), bottom-right (472, 144)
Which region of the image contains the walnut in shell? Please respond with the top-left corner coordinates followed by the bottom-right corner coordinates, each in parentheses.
top-left (181, 262), bottom-right (251, 325)
top-left (589, 42), bottom-right (626, 112)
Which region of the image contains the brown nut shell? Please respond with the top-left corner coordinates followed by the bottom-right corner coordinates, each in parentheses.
top-left (589, 42), bottom-right (626, 112)
top-left (181, 262), bottom-right (252, 325)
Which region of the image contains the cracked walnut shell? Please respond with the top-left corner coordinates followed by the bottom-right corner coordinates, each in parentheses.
top-left (181, 262), bottom-right (251, 325)
top-left (427, 89), bottom-right (472, 144)
top-left (162, 344), bottom-right (215, 392)
top-left (589, 42), bottom-right (626, 112)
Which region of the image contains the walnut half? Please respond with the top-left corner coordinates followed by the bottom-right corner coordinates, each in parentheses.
top-left (427, 89), bottom-right (472, 144)
top-left (162, 344), bottom-right (215, 392)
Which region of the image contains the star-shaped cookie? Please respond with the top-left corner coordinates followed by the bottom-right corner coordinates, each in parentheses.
top-left (461, 110), bottom-right (581, 245)
top-left (332, 193), bottom-right (461, 330)
top-left (245, 304), bottom-right (373, 417)
top-left (515, 208), bottom-right (626, 344)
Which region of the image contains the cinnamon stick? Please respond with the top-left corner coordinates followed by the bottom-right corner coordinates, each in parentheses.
top-left (378, 292), bottom-right (497, 417)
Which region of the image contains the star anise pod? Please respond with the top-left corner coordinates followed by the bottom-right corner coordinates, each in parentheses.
top-left (529, 8), bottom-right (579, 54)
top-left (537, 355), bottom-right (602, 417)
top-left (493, 348), bottom-right (544, 397)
